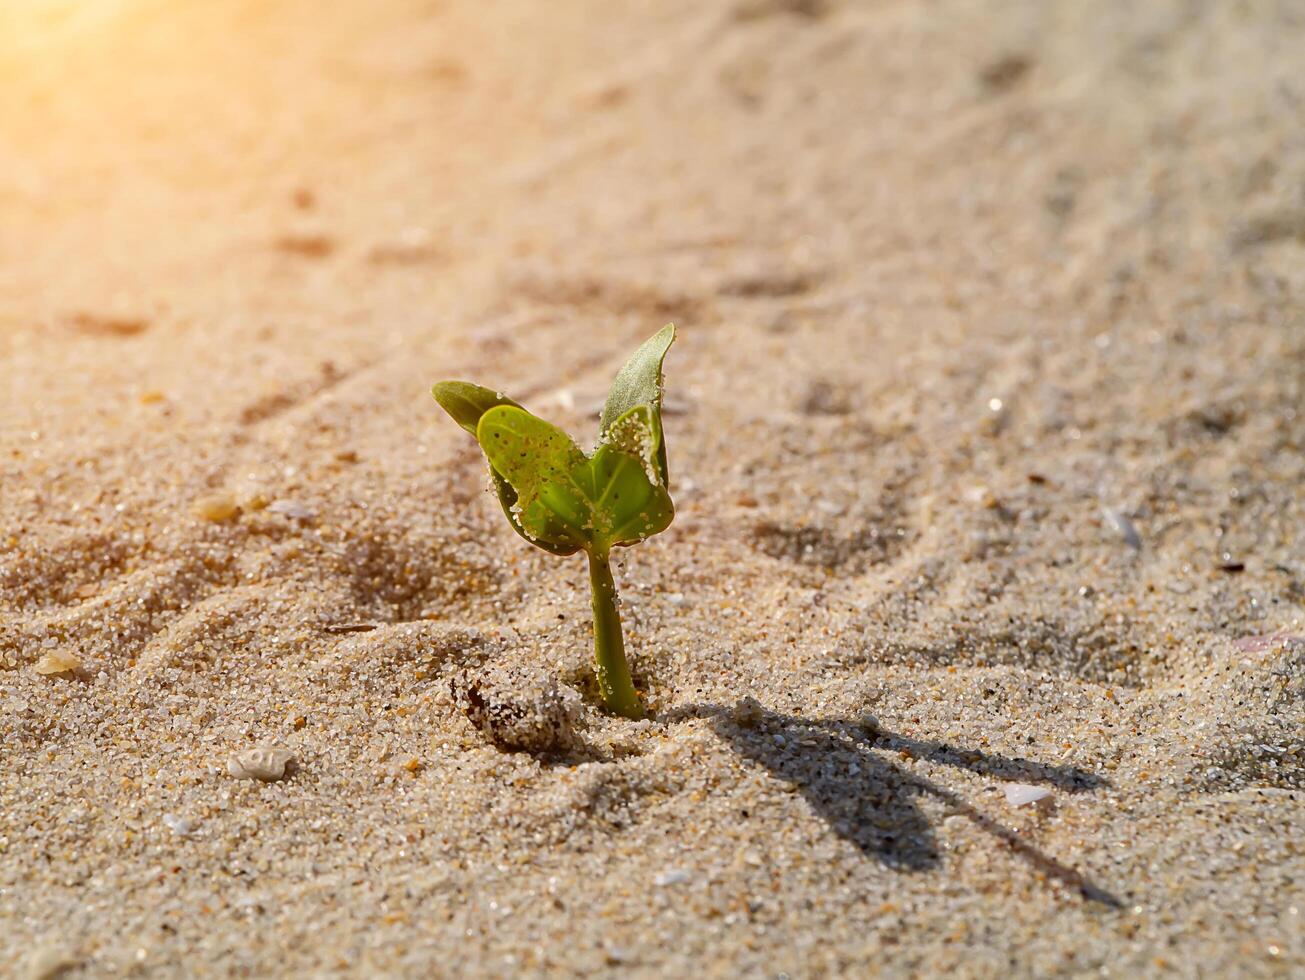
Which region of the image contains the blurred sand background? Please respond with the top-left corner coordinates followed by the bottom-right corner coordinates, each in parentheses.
top-left (1, 0), bottom-right (1302, 976)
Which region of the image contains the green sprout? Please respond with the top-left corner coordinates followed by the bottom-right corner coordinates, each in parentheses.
top-left (432, 325), bottom-right (677, 719)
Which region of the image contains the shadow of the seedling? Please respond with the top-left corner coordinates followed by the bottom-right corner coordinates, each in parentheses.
top-left (667, 704), bottom-right (1121, 907)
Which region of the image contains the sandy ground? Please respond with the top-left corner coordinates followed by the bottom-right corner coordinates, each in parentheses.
top-left (2, 1), bottom-right (1303, 976)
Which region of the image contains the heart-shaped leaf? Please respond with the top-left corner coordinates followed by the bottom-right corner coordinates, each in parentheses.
top-left (600, 323), bottom-right (675, 487)
top-left (433, 383), bottom-right (580, 556)
top-left (478, 404), bottom-right (673, 553)
top-left (476, 405), bottom-right (589, 555)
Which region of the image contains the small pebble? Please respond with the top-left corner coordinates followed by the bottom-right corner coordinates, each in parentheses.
top-left (33, 651), bottom-right (80, 676)
top-left (1233, 633), bottom-right (1301, 653)
top-left (192, 494), bottom-right (239, 522)
top-left (162, 814), bottom-right (196, 836)
top-left (24, 945), bottom-right (76, 980)
top-left (1004, 783), bottom-right (1052, 807)
top-left (1101, 507), bottom-right (1141, 550)
top-left (228, 746), bottom-right (295, 782)
top-left (547, 388), bottom-right (576, 411)
top-left (798, 379), bottom-right (853, 416)
top-left (267, 499), bottom-right (315, 520)
top-left (654, 869), bottom-right (692, 887)
top-left (604, 947), bottom-right (630, 966)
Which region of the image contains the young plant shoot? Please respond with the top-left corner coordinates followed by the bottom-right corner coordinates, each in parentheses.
top-left (432, 325), bottom-right (676, 719)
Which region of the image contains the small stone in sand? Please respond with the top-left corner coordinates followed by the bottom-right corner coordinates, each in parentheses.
top-left (654, 869), bottom-right (691, 887)
top-left (267, 499), bottom-right (315, 520)
top-left (162, 814), bottom-right (197, 836)
top-left (604, 947), bottom-right (630, 966)
top-left (1101, 507), bottom-right (1142, 550)
top-left (228, 746), bottom-right (295, 781)
top-left (23, 945), bottom-right (76, 980)
top-left (192, 494), bottom-right (239, 522)
top-left (1004, 783), bottom-right (1052, 807)
top-left (33, 651), bottom-right (80, 676)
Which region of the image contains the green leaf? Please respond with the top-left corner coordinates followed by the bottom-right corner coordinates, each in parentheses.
top-left (487, 468), bottom-right (580, 557)
top-left (600, 324), bottom-right (675, 487)
top-left (477, 405), bottom-right (589, 555)
top-left (433, 381), bottom-right (577, 555)
top-left (431, 381), bottom-right (522, 436)
top-left (589, 443), bottom-right (675, 548)
top-left (478, 404), bottom-right (673, 553)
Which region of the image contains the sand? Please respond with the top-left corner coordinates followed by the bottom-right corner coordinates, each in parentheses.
top-left (2, 1), bottom-right (1303, 976)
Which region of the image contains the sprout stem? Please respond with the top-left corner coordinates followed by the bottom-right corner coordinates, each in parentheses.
top-left (587, 549), bottom-right (644, 719)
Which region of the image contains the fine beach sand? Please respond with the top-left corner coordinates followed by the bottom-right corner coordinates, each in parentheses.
top-left (2, 1), bottom-right (1303, 976)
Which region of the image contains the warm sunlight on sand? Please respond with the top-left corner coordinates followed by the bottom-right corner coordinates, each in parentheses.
top-left (0, 0), bottom-right (132, 45)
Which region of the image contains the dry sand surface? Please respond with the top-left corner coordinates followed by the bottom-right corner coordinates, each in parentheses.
top-left (2, 1), bottom-right (1303, 976)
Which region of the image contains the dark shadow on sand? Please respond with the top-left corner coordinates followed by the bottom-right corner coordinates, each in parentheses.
top-left (665, 704), bottom-right (1121, 907)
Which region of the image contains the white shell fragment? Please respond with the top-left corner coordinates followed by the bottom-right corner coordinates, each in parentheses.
top-left (654, 869), bottom-right (692, 887)
top-left (1101, 507), bottom-right (1142, 550)
top-left (33, 651), bottom-right (81, 676)
top-left (1004, 783), bottom-right (1052, 807)
top-left (162, 814), bottom-right (197, 836)
top-left (228, 746), bottom-right (295, 782)
top-left (267, 499), bottom-right (316, 520)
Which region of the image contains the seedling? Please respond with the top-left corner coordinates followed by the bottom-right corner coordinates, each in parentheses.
top-left (432, 325), bottom-right (676, 719)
